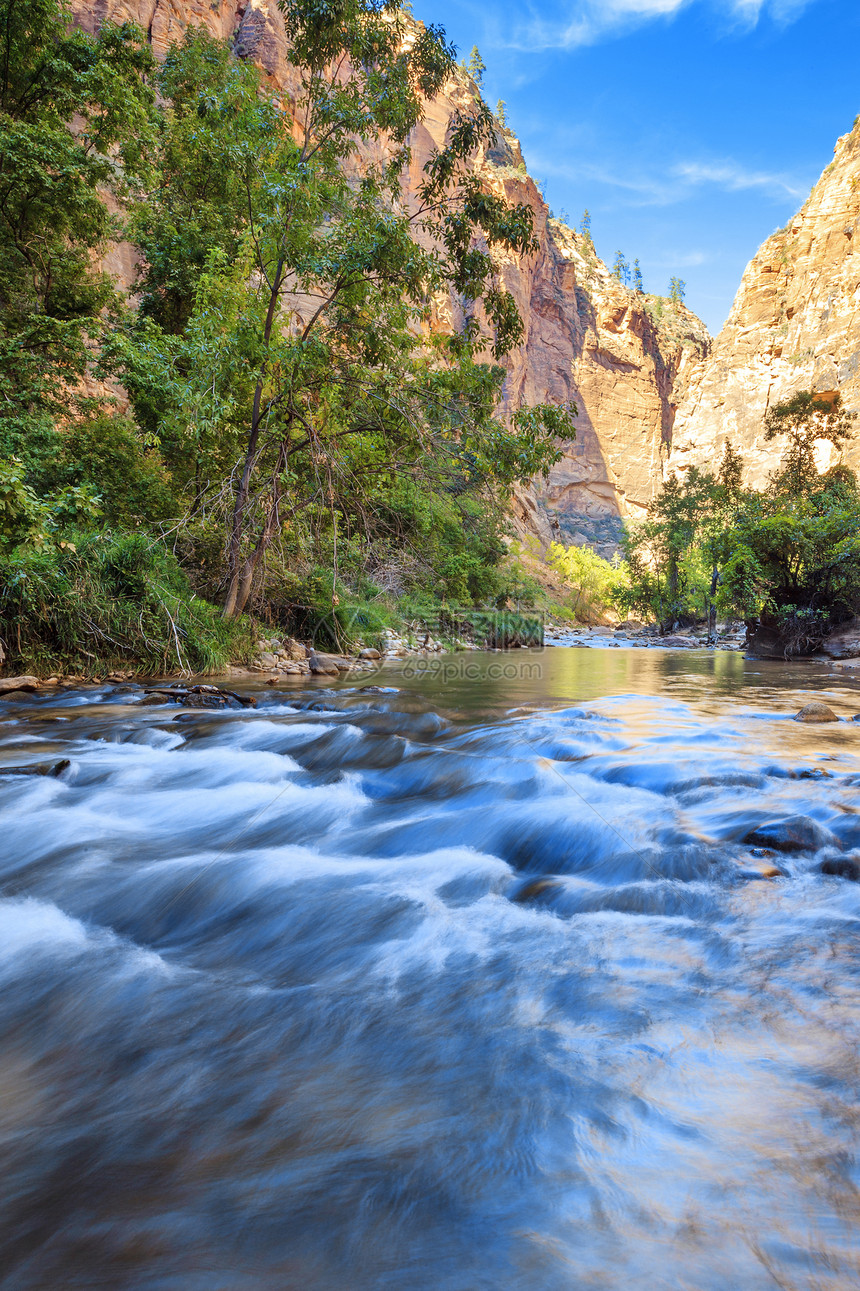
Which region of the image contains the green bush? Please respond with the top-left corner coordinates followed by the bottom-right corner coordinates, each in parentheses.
top-left (46, 415), bottom-right (177, 526)
top-left (0, 531), bottom-right (251, 675)
top-left (547, 540), bottom-right (628, 622)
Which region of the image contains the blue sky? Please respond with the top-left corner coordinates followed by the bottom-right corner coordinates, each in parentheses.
top-left (418, 0), bottom-right (860, 334)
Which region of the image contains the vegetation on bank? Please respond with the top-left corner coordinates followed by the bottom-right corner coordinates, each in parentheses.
top-left (1, 2), bottom-right (856, 672)
top-left (546, 391), bottom-right (860, 656)
top-left (0, 0), bottom-right (576, 674)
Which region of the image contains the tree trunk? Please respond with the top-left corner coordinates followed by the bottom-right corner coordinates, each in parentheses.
top-left (222, 260), bottom-right (285, 620)
top-left (707, 565), bottom-right (719, 644)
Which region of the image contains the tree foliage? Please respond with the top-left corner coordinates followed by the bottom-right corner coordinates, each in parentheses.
top-left (467, 45), bottom-right (486, 87)
top-left (668, 276), bottom-right (686, 304)
top-left (0, 0), bottom-right (153, 473)
top-left (611, 251), bottom-right (630, 284)
top-left (621, 400), bottom-right (860, 653)
top-left (114, 11), bottom-right (570, 618)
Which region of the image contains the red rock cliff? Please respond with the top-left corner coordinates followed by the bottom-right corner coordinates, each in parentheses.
top-left (671, 121), bottom-right (860, 485)
top-left (71, 0), bottom-right (711, 552)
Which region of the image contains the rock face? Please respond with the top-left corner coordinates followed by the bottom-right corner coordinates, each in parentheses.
top-left (69, 0), bottom-right (711, 551)
top-left (672, 121), bottom-right (860, 485)
top-left (500, 218), bottom-right (708, 554)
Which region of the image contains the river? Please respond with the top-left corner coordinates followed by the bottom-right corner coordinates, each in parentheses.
top-left (1, 646), bottom-right (859, 1289)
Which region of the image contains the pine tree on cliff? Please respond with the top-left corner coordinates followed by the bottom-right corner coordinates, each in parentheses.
top-left (632, 259), bottom-right (644, 292)
top-left (669, 276), bottom-right (686, 304)
top-left (495, 99), bottom-right (507, 127)
top-left (467, 46), bottom-right (485, 87)
top-left (612, 251), bottom-right (630, 284)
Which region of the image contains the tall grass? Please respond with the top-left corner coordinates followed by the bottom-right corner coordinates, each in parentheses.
top-left (0, 531), bottom-right (252, 676)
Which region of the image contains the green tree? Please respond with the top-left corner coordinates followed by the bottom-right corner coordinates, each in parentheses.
top-left (548, 541), bottom-right (627, 622)
top-left (467, 45), bottom-right (486, 87)
top-left (612, 251), bottom-right (630, 284)
top-left (621, 402), bottom-right (860, 655)
top-left (0, 0), bottom-right (153, 478)
top-left (495, 98), bottom-right (507, 127)
top-left (580, 209), bottom-right (592, 244)
top-left (764, 390), bottom-right (856, 498)
top-left (118, 8), bottom-right (570, 619)
top-left (632, 258), bottom-right (644, 292)
top-left (669, 276), bottom-right (686, 304)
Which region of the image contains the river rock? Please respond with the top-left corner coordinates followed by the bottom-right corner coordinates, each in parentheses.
top-left (820, 856), bottom-right (860, 881)
top-left (794, 703), bottom-right (838, 723)
top-left (0, 676), bottom-right (41, 695)
top-left (742, 815), bottom-right (836, 853)
top-left (0, 759), bottom-right (70, 777)
top-left (359, 647), bottom-right (380, 660)
top-left (308, 650), bottom-right (340, 676)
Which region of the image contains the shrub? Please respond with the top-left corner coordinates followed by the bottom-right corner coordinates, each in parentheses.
top-left (547, 541), bottom-right (628, 621)
top-left (48, 415), bottom-right (177, 526)
top-left (0, 531), bottom-right (251, 675)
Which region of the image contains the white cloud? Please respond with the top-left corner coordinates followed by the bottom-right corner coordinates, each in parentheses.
top-left (672, 159), bottom-right (808, 198)
top-left (530, 149), bottom-right (809, 206)
top-left (505, 0), bottom-right (816, 52)
top-left (648, 248), bottom-right (709, 267)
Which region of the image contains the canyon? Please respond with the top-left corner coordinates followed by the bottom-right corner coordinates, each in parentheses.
top-left (671, 120), bottom-right (860, 486)
top-left (71, 0), bottom-right (860, 551)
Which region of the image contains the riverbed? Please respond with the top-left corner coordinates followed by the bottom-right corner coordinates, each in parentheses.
top-left (1, 647), bottom-right (859, 1289)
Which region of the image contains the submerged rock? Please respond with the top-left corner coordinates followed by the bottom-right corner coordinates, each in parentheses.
top-left (0, 759), bottom-right (70, 778)
top-left (821, 856), bottom-right (860, 881)
top-left (742, 815), bottom-right (836, 854)
top-left (794, 703), bottom-right (838, 723)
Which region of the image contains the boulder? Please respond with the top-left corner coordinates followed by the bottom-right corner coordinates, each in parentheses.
top-left (359, 647), bottom-right (380, 660)
top-left (308, 650), bottom-right (342, 676)
top-left (0, 676), bottom-right (41, 695)
top-left (794, 703), bottom-right (838, 723)
top-left (0, 759), bottom-right (70, 777)
top-left (743, 815), bottom-right (837, 853)
top-left (821, 856), bottom-right (860, 881)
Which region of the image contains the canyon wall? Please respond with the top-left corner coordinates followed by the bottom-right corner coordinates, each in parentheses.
top-left (671, 121), bottom-right (860, 484)
top-left (72, 0), bottom-right (711, 554)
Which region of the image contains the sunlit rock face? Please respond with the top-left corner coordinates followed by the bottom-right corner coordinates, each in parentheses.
top-left (70, 0), bottom-right (711, 546)
top-left (671, 122), bottom-right (860, 487)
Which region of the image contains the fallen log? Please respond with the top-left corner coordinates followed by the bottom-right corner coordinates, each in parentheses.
top-left (141, 684), bottom-right (257, 709)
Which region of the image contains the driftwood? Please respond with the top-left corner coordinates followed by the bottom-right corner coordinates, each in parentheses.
top-left (142, 684), bottom-right (257, 710)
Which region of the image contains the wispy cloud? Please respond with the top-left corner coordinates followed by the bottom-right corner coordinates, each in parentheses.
top-left (648, 249), bottom-right (709, 268)
top-left (530, 151), bottom-right (809, 205)
top-left (672, 160), bottom-right (808, 199)
top-left (505, 0), bottom-right (817, 52)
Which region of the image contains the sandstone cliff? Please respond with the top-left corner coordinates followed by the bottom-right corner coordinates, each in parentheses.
top-left (671, 120), bottom-right (860, 484)
top-left (71, 0), bottom-right (711, 553)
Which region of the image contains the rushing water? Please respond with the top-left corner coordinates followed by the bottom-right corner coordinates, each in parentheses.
top-left (2, 647), bottom-right (860, 1290)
